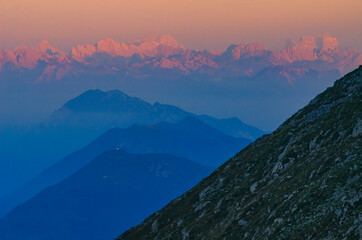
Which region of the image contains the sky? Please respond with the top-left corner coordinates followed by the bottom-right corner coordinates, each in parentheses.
top-left (0, 0), bottom-right (361, 51)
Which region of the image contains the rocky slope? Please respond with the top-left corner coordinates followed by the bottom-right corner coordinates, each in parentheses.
top-left (118, 66), bottom-right (361, 239)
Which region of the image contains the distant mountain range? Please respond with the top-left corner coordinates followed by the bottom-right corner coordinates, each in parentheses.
top-left (0, 33), bottom-right (360, 82)
top-left (2, 33), bottom-right (357, 130)
top-left (0, 88), bottom-right (260, 211)
top-left (0, 116), bottom-right (250, 218)
top-left (46, 89), bottom-right (263, 140)
top-left (0, 150), bottom-right (213, 240)
top-left (117, 67), bottom-right (362, 239)
top-left (10, 89), bottom-right (260, 167)
top-left (1, 66), bottom-right (360, 240)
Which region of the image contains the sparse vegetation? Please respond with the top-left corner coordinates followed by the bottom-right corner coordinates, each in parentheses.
top-left (118, 66), bottom-right (362, 240)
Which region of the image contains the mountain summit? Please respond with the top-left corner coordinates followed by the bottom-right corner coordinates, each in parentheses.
top-left (0, 34), bottom-right (360, 80)
top-left (69, 34), bottom-right (185, 61)
top-left (280, 33), bottom-right (342, 62)
top-left (47, 89), bottom-right (263, 140)
top-left (118, 67), bottom-right (361, 239)
top-left (0, 88), bottom-right (262, 207)
top-left (130, 34), bottom-right (185, 49)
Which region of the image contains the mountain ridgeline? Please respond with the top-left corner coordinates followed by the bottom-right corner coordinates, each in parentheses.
top-left (0, 89), bottom-right (262, 199)
top-left (118, 67), bottom-right (361, 239)
top-left (0, 151), bottom-right (213, 240)
top-left (0, 34), bottom-right (360, 81)
top-left (2, 33), bottom-right (357, 133)
top-left (48, 89), bottom-right (263, 140)
top-left (0, 117), bottom-right (250, 218)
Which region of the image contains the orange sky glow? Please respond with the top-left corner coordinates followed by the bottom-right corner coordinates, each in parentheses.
top-left (0, 0), bottom-right (361, 51)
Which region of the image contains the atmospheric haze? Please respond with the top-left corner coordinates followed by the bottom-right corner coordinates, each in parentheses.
top-left (0, 0), bottom-right (361, 51)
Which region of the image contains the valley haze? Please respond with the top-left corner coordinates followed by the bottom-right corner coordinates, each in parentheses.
top-left (0, 1), bottom-right (361, 239)
top-left (0, 33), bottom-right (360, 130)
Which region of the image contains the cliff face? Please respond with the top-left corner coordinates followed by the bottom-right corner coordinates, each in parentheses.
top-left (118, 67), bottom-right (361, 239)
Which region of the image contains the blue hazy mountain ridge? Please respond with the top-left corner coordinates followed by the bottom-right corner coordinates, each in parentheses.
top-left (0, 89), bottom-right (262, 198)
top-left (0, 64), bottom-right (340, 131)
top-left (0, 116), bottom-right (251, 218)
top-left (0, 150), bottom-right (213, 240)
top-left (53, 89), bottom-right (263, 140)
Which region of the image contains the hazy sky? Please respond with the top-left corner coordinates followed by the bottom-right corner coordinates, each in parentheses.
top-left (0, 0), bottom-right (361, 51)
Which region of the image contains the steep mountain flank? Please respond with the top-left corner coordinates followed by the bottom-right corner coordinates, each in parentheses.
top-left (118, 67), bottom-right (361, 239)
top-left (0, 88), bottom-right (262, 201)
top-left (0, 151), bottom-right (212, 240)
top-left (0, 117), bottom-right (250, 218)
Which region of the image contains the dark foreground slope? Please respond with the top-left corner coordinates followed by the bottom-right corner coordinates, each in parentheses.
top-left (119, 67), bottom-right (361, 239)
top-left (0, 151), bottom-right (212, 240)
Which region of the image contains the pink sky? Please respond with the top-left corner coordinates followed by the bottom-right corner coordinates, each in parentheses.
top-left (0, 0), bottom-right (361, 51)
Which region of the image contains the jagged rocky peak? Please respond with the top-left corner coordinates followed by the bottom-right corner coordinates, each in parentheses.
top-left (285, 33), bottom-right (339, 51)
top-left (18, 40), bottom-right (65, 57)
top-left (36, 40), bottom-right (52, 51)
top-left (95, 38), bottom-right (132, 56)
top-left (69, 34), bottom-right (185, 60)
top-left (131, 34), bottom-right (185, 49)
top-left (36, 41), bottom-right (67, 58)
top-left (281, 33), bottom-right (343, 62)
top-left (315, 33), bottom-right (339, 50)
top-left (226, 42), bottom-right (269, 60)
top-left (128, 34), bottom-right (186, 58)
top-left (1, 33), bottom-right (360, 75)
top-left (235, 42), bottom-right (268, 59)
top-left (95, 38), bottom-right (120, 50)
top-left (70, 43), bottom-right (95, 57)
top-left (117, 66), bottom-right (362, 239)
top-left (0, 40), bottom-right (66, 69)
top-left (70, 38), bottom-right (131, 58)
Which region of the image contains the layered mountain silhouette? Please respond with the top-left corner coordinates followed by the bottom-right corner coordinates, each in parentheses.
top-left (2, 33), bottom-right (358, 132)
top-left (0, 116), bottom-right (250, 218)
top-left (118, 67), bottom-right (361, 239)
top-left (0, 34), bottom-right (360, 82)
top-left (0, 89), bottom-right (261, 198)
top-left (46, 89), bottom-right (263, 140)
top-left (0, 150), bottom-right (213, 240)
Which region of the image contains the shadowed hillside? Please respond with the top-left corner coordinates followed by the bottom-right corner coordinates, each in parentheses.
top-left (118, 67), bottom-right (361, 239)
